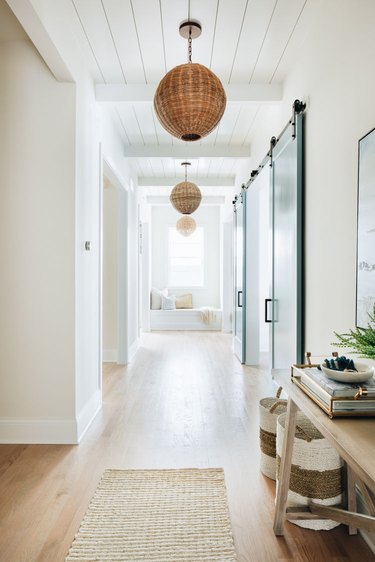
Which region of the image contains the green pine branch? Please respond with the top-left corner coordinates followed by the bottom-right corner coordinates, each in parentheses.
top-left (332, 305), bottom-right (375, 360)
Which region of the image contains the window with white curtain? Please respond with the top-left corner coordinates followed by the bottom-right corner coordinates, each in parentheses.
top-left (168, 226), bottom-right (204, 287)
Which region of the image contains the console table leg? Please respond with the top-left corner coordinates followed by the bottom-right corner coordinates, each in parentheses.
top-left (273, 398), bottom-right (298, 536)
top-left (347, 465), bottom-right (358, 535)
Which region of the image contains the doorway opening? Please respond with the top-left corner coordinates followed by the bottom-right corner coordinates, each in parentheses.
top-left (101, 159), bottom-right (129, 366)
top-left (102, 175), bottom-right (119, 362)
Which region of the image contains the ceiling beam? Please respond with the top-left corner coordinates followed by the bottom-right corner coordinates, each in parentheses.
top-left (138, 176), bottom-right (235, 187)
top-left (126, 145), bottom-right (249, 158)
top-left (6, 0), bottom-right (73, 82)
top-left (96, 83), bottom-right (282, 103)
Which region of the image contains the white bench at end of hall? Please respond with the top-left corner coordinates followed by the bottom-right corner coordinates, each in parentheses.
top-left (150, 308), bottom-right (222, 331)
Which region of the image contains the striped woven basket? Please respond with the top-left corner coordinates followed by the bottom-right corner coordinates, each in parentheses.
top-left (276, 411), bottom-right (344, 530)
top-left (259, 388), bottom-right (287, 480)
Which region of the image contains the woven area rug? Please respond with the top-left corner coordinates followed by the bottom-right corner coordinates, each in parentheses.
top-left (66, 468), bottom-right (237, 562)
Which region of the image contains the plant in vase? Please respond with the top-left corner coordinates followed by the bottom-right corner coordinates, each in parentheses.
top-left (332, 305), bottom-right (375, 360)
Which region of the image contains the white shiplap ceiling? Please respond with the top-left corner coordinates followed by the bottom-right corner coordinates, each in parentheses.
top-left (8, 0), bottom-right (320, 187)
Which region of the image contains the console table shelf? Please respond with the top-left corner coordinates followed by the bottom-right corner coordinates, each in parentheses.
top-left (272, 369), bottom-right (375, 537)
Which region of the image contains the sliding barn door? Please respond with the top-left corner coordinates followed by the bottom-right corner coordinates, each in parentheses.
top-left (233, 192), bottom-right (246, 363)
top-left (271, 114), bottom-right (304, 368)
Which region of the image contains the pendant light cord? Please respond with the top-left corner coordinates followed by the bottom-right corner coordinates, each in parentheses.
top-left (187, 0), bottom-right (192, 63)
top-left (181, 162), bottom-right (190, 182)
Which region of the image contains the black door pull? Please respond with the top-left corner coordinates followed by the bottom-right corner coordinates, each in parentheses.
top-left (265, 298), bottom-right (272, 323)
top-left (238, 291), bottom-right (243, 308)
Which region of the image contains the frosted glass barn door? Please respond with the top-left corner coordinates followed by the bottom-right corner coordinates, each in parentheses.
top-left (271, 115), bottom-right (304, 368)
top-left (233, 192), bottom-right (246, 363)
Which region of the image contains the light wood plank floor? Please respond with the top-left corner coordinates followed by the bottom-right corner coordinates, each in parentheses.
top-left (0, 332), bottom-right (374, 561)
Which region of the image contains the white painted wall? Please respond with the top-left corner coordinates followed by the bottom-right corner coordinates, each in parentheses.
top-left (151, 206), bottom-right (221, 308)
top-left (63, 74), bottom-right (139, 433)
top-left (103, 181), bottom-right (118, 361)
top-left (127, 178), bottom-right (140, 357)
top-left (248, 0), bottom-right (375, 357)
top-left (117, 185), bottom-right (130, 364)
top-left (0, 2), bottom-right (76, 442)
top-left (99, 110), bottom-right (140, 361)
top-left (140, 222), bottom-right (151, 332)
top-left (0, 0), bottom-right (140, 442)
top-left (74, 70), bottom-right (102, 439)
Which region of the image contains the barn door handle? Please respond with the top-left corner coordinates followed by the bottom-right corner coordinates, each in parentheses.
top-left (265, 299), bottom-right (272, 323)
top-left (238, 291), bottom-right (243, 308)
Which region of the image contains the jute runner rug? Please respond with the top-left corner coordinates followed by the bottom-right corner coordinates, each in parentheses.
top-left (66, 468), bottom-right (237, 561)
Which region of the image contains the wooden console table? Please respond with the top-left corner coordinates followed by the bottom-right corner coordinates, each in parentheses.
top-left (272, 369), bottom-right (375, 536)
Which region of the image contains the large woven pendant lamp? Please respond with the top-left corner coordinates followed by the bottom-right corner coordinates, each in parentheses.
top-left (170, 162), bottom-right (201, 215)
top-left (176, 215), bottom-right (196, 237)
top-left (154, 20), bottom-right (226, 141)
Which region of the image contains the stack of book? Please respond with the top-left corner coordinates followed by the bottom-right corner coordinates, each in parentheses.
top-left (291, 364), bottom-right (375, 418)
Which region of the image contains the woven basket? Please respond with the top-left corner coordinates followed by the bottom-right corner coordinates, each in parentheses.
top-left (154, 63), bottom-right (226, 141)
top-left (170, 181), bottom-right (201, 215)
top-left (259, 388), bottom-right (287, 480)
top-left (276, 411), bottom-right (344, 530)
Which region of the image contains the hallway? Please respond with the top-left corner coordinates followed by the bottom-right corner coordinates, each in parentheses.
top-left (0, 332), bottom-right (373, 561)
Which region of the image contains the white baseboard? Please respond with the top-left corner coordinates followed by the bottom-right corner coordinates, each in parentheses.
top-left (102, 349), bottom-right (118, 362)
top-left (0, 417), bottom-right (78, 444)
top-left (76, 389), bottom-right (102, 443)
top-left (0, 389), bottom-right (102, 445)
top-left (129, 337), bottom-right (140, 362)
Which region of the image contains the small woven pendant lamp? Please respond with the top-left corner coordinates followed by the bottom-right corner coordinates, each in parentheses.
top-left (170, 162), bottom-right (201, 215)
top-left (154, 20), bottom-right (226, 141)
top-left (176, 215), bottom-right (196, 237)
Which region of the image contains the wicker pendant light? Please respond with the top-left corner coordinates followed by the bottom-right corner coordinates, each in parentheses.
top-left (154, 20), bottom-right (226, 141)
top-left (170, 162), bottom-right (201, 215)
top-left (176, 215), bottom-right (196, 237)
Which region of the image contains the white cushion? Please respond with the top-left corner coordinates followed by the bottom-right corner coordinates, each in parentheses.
top-left (150, 287), bottom-right (168, 310)
top-left (161, 294), bottom-right (176, 310)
